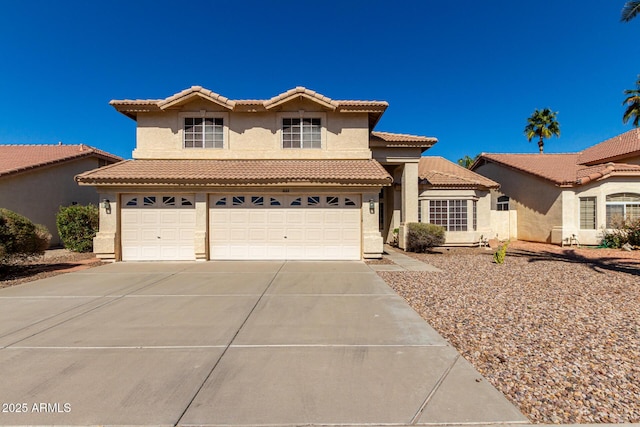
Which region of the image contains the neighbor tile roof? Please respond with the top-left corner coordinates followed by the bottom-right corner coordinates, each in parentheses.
top-left (76, 159), bottom-right (392, 186)
top-left (419, 156), bottom-right (499, 188)
top-left (0, 144), bottom-right (122, 178)
top-left (477, 153), bottom-right (640, 186)
top-left (577, 128), bottom-right (640, 165)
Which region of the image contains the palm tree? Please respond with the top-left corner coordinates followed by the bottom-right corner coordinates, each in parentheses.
top-left (524, 108), bottom-right (560, 154)
top-left (457, 154), bottom-right (478, 169)
top-left (621, 1), bottom-right (640, 21)
top-left (623, 75), bottom-right (640, 127)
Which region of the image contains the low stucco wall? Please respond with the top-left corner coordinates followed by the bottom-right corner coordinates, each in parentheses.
top-left (0, 158), bottom-right (104, 246)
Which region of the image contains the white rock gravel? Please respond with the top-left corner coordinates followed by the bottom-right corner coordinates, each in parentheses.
top-left (377, 242), bottom-right (640, 424)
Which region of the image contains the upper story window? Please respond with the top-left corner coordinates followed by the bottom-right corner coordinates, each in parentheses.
top-left (184, 117), bottom-right (224, 149)
top-left (282, 117), bottom-right (321, 149)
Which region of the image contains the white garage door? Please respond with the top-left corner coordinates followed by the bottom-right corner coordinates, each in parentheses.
top-left (121, 195), bottom-right (196, 261)
top-left (209, 194), bottom-right (361, 260)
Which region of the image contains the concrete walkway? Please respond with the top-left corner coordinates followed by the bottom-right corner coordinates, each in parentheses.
top-left (369, 245), bottom-right (442, 272)
top-left (0, 261), bottom-right (524, 426)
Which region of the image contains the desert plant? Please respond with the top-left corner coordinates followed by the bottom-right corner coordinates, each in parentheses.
top-left (405, 222), bottom-right (445, 253)
top-left (601, 215), bottom-right (640, 248)
top-left (0, 208), bottom-right (50, 263)
top-left (493, 240), bottom-right (510, 264)
top-left (56, 204), bottom-right (99, 253)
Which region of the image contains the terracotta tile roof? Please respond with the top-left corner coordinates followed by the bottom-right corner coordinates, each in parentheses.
top-left (419, 156), bottom-right (499, 188)
top-left (76, 159), bottom-right (392, 186)
top-left (577, 128), bottom-right (640, 165)
top-left (111, 86), bottom-right (388, 116)
top-left (477, 153), bottom-right (581, 185)
top-left (370, 131), bottom-right (437, 147)
top-left (477, 153), bottom-right (640, 187)
top-left (0, 144), bottom-right (122, 178)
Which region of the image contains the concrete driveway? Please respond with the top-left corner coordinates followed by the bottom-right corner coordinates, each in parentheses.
top-left (0, 261), bottom-right (527, 426)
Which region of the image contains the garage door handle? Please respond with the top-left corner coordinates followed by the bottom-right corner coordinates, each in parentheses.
top-left (157, 236), bottom-right (161, 239)
top-left (284, 236), bottom-right (287, 239)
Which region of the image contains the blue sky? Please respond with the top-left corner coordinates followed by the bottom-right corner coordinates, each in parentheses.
top-left (1, 0), bottom-right (639, 162)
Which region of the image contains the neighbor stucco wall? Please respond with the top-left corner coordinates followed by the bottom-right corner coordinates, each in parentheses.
top-left (0, 157), bottom-right (105, 246)
top-left (571, 177), bottom-right (640, 245)
top-left (474, 162), bottom-right (563, 243)
top-left (132, 98), bottom-right (372, 160)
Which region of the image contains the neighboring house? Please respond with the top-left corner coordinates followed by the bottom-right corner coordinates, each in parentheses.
top-left (77, 86), bottom-right (438, 261)
top-left (0, 144), bottom-right (122, 246)
top-left (472, 128), bottom-right (640, 245)
top-left (417, 156), bottom-right (500, 245)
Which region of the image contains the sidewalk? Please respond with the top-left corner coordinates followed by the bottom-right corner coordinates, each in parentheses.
top-left (368, 245), bottom-right (442, 272)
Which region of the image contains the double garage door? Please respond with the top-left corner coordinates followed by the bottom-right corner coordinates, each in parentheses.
top-left (121, 193), bottom-right (361, 261)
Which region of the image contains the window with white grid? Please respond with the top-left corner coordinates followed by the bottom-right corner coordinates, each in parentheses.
top-left (282, 118), bottom-right (321, 149)
top-left (184, 117), bottom-right (224, 148)
top-left (580, 197), bottom-right (596, 229)
top-left (429, 200), bottom-right (468, 231)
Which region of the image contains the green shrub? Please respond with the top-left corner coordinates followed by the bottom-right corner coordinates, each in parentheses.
top-left (406, 222), bottom-right (446, 253)
top-left (56, 204), bottom-right (99, 253)
top-left (493, 240), bottom-right (510, 264)
top-left (0, 208), bottom-right (51, 263)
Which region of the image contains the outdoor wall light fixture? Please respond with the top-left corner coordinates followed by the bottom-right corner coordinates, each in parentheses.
top-left (102, 198), bottom-right (111, 214)
top-left (369, 199), bottom-right (375, 214)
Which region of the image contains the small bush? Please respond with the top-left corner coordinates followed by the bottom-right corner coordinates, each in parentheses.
top-left (600, 215), bottom-right (640, 248)
top-left (56, 204), bottom-right (99, 253)
top-left (0, 208), bottom-right (50, 263)
top-left (406, 222), bottom-right (446, 253)
top-left (493, 240), bottom-right (510, 264)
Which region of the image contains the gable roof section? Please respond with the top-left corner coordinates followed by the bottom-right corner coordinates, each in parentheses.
top-left (157, 86), bottom-right (236, 110)
top-left (577, 128), bottom-right (640, 165)
top-left (419, 156), bottom-right (499, 189)
top-left (76, 159), bottom-right (392, 187)
top-left (0, 144), bottom-right (122, 179)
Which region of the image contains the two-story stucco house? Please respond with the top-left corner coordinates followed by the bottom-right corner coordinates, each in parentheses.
top-left (77, 86), bottom-right (442, 261)
top-left (472, 128), bottom-right (640, 245)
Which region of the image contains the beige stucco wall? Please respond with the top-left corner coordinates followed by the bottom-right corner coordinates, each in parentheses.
top-left (418, 188), bottom-right (492, 246)
top-left (0, 158), bottom-right (105, 246)
top-left (474, 163), bottom-right (563, 243)
top-left (132, 98), bottom-right (372, 160)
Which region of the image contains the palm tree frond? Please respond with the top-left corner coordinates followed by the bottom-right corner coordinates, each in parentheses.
top-left (621, 0), bottom-right (640, 22)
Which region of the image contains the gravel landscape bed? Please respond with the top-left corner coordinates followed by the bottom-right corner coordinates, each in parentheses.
top-left (0, 250), bottom-right (101, 288)
top-left (378, 241), bottom-right (640, 424)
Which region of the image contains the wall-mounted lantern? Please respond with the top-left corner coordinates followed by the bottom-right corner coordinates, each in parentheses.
top-left (102, 198), bottom-right (111, 214)
top-left (369, 198), bottom-right (375, 214)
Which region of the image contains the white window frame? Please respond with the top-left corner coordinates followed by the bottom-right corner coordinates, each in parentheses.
top-left (179, 112), bottom-right (229, 149)
top-left (277, 112), bottom-right (326, 150)
top-left (579, 197), bottom-right (597, 230)
top-left (605, 193), bottom-right (640, 227)
top-left (496, 195), bottom-right (509, 211)
top-left (427, 199), bottom-right (469, 232)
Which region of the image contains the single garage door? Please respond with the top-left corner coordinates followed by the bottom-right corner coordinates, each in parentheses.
top-left (121, 194), bottom-right (196, 261)
top-left (209, 194), bottom-right (361, 260)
